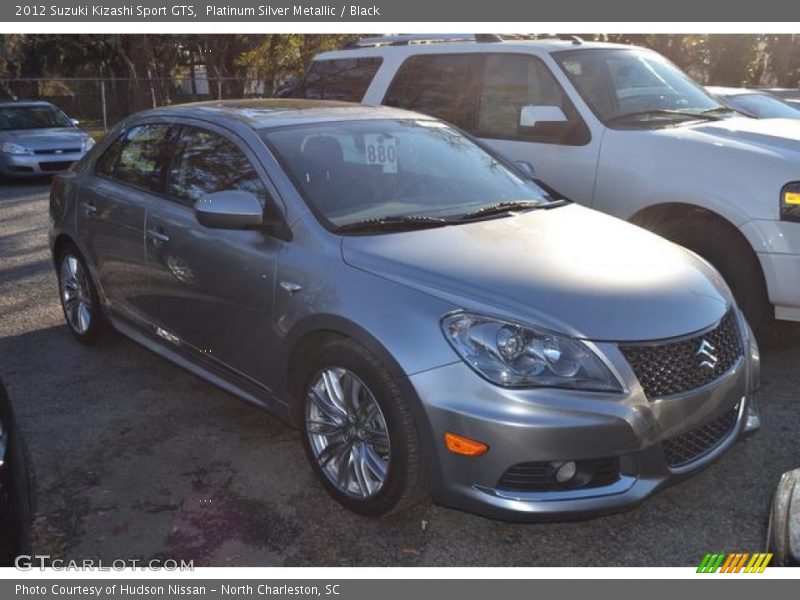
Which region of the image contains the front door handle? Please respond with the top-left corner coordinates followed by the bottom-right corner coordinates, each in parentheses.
top-left (80, 202), bottom-right (97, 217)
top-left (146, 228), bottom-right (170, 247)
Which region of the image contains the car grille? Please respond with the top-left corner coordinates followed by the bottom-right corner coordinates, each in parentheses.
top-left (497, 457), bottom-right (620, 492)
top-left (619, 310), bottom-right (742, 399)
top-left (662, 405), bottom-right (740, 468)
top-left (34, 148), bottom-right (80, 155)
top-left (39, 161), bottom-right (74, 172)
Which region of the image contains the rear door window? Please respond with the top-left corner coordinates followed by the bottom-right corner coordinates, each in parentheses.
top-left (299, 58), bottom-right (382, 101)
top-left (383, 54), bottom-right (481, 130)
top-left (110, 124), bottom-right (172, 192)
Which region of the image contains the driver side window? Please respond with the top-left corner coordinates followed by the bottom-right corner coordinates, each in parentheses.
top-left (476, 54), bottom-right (590, 145)
top-left (166, 127), bottom-right (268, 207)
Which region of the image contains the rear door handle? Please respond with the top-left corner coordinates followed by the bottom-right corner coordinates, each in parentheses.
top-left (80, 202), bottom-right (97, 217)
top-left (146, 228), bottom-right (170, 247)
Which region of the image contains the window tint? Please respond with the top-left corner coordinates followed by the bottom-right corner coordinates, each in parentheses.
top-left (94, 135), bottom-right (124, 177)
top-left (166, 127), bottom-right (267, 206)
top-left (300, 58), bottom-right (382, 101)
top-left (476, 54), bottom-right (588, 145)
top-left (383, 54), bottom-right (480, 129)
top-left (113, 124), bottom-right (171, 192)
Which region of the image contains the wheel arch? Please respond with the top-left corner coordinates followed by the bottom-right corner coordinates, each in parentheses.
top-left (280, 314), bottom-right (444, 491)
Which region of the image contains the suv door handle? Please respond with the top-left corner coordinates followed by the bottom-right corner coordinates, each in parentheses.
top-left (146, 228), bottom-right (170, 247)
top-left (80, 201), bottom-right (97, 217)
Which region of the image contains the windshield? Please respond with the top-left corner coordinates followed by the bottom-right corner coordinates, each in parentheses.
top-left (724, 93), bottom-right (800, 119)
top-left (262, 119), bottom-right (553, 230)
top-left (0, 105), bottom-right (73, 131)
top-left (554, 48), bottom-right (725, 127)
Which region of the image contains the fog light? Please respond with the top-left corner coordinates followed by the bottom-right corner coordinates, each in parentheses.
top-left (444, 432), bottom-right (488, 456)
top-left (554, 460), bottom-right (577, 483)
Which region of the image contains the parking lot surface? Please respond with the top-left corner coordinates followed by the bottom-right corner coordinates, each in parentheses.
top-left (1, 179), bottom-right (798, 566)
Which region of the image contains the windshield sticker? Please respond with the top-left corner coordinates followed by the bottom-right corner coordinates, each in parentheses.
top-left (364, 133), bottom-right (397, 173)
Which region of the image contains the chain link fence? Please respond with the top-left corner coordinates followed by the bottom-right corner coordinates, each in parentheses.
top-left (0, 77), bottom-right (276, 136)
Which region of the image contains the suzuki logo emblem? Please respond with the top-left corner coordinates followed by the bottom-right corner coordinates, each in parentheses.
top-left (696, 339), bottom-right (718, 370)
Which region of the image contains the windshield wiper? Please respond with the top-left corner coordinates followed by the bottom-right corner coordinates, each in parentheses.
top-left (607, 109), bottom-right (722, 125)
top-left (700, 106), bottom-right (742, 116)
top-left (457, 200), bottom-right (542, 220)
top-left (334, 215), bottom-right (452, 234)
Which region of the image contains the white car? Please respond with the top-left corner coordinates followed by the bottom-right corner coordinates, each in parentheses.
top-left (706, 86), bottom-right (800, 120)
top-left (303, 35), bottom-right (800, 325)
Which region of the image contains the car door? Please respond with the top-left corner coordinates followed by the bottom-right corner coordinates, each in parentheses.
top-left (381, 51), bottom-right (602, 204)
top-left (77, 123), bottom-right (172, 320)
top-left (139, 123), bottom-right (284, 390)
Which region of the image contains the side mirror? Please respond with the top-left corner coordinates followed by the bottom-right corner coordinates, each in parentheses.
top-left (519, 105), bottom-right (568, 128)
top-left (767, 468), bottom-right (800, 566)
top-left (513, 161), bottom-right (535, 179)
top-left (70, 118), bottom-right (80, 127)
top-left (194, 190), bottom-right (263, 230)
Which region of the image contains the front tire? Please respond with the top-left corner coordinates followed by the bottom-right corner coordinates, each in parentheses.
top-left (56, 245), bottom-right (103, 344)
top-left (299, 339), bottom-right (429, 517)
top-left (655, 217), bottom-right (768, 328)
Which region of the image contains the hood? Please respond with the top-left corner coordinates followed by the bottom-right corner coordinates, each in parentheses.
top-left (681, 117), bottom-right (800, 155)
top-left (342, 204), bottom-right (731, 342)
top-left (0, 127), bottom-right (86, 150)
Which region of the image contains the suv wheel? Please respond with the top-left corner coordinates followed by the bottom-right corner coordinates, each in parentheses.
top-left (299, 339), bottom-right (428, 516)
top-left (57, 245), bottom-right (103, 344)
top-left (656, 217), bottom-right (768, 328)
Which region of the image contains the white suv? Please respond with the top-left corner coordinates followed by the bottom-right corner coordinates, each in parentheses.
top-left (303, 35), bottom-right (800, 326)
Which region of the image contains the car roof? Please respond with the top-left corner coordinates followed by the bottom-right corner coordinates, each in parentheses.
top-left (133, 98), bottom-right (432, 129)
top-left (315, 39), bottom-right (636, 61)
top-left (0, 100), bottom-right (56, 108)
top-left (706, 86), bottom-right (764, 97)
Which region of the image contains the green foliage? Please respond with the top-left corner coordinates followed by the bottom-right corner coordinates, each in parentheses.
top-left (1, 34), bottom-right (798, 91)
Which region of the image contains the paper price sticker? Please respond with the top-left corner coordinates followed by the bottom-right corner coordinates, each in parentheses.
top-left (364, 134), bottom-right (397, 173)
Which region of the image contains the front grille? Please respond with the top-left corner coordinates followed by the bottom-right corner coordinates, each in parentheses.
top-left (497, 457), bottom-right (620, 492)
top-left (619, 310), bottom-right (742, 399)
top-left (663, 405), bottom-right (740, 468)
top-left (39, 160), bottom-right (74, 172)
top-left (34, 148), bottom-right (80, 155)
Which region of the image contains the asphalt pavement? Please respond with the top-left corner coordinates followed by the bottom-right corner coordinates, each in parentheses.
top-left (1, 178), bottom-right (798, 566)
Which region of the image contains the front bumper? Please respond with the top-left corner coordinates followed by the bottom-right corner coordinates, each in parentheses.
top-left (0, 150), bottom-right (85, 177)
top-left (410, 317), bottom-right (760, 521)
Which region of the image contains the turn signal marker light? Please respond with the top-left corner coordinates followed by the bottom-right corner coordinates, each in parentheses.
top-left (444, 432), bottom-right (488, 456)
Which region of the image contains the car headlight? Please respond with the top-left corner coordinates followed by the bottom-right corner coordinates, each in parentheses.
top-left (0, 142), bottom-right (32, 155)
top-left (81, 136), bottom-right (96, 152)
top-left (781, 182), bottom-right (800, 223)
top-left (441, 313), bottom-right (621, 392)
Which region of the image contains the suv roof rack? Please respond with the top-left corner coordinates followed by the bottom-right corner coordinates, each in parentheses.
top-left (349, 34), bottom-right (583, 48)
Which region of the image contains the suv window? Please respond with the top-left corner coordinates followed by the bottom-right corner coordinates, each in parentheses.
top-left (476, 54), bottom-right (588, 145)
top-left (299, 58), bottom-right (382, 101)
top-left (383, 54), bottom-right (481, 129)
top-left (166, 127), bottom-right (267, 206)
top-left (106, 124), bottom-right (171, 192)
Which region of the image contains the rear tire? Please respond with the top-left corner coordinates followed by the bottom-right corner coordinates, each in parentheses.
top-left (298, 339), bottom-right (429, 517)
top-left (654, 217), bottom-right (768, 328)
top-left (56, 244), bottom-right (104, 344)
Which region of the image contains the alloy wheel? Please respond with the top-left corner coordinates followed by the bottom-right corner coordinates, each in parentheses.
top-left (60, 255), bottom-right (92, 334)
top-left (305, 367), bottom-right (391, 499)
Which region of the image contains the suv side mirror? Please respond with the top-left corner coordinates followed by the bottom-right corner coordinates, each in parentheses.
top-left (519, 105), bottom-right (568, 128)
top-left (194, 190), bottom-right (264, 230)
